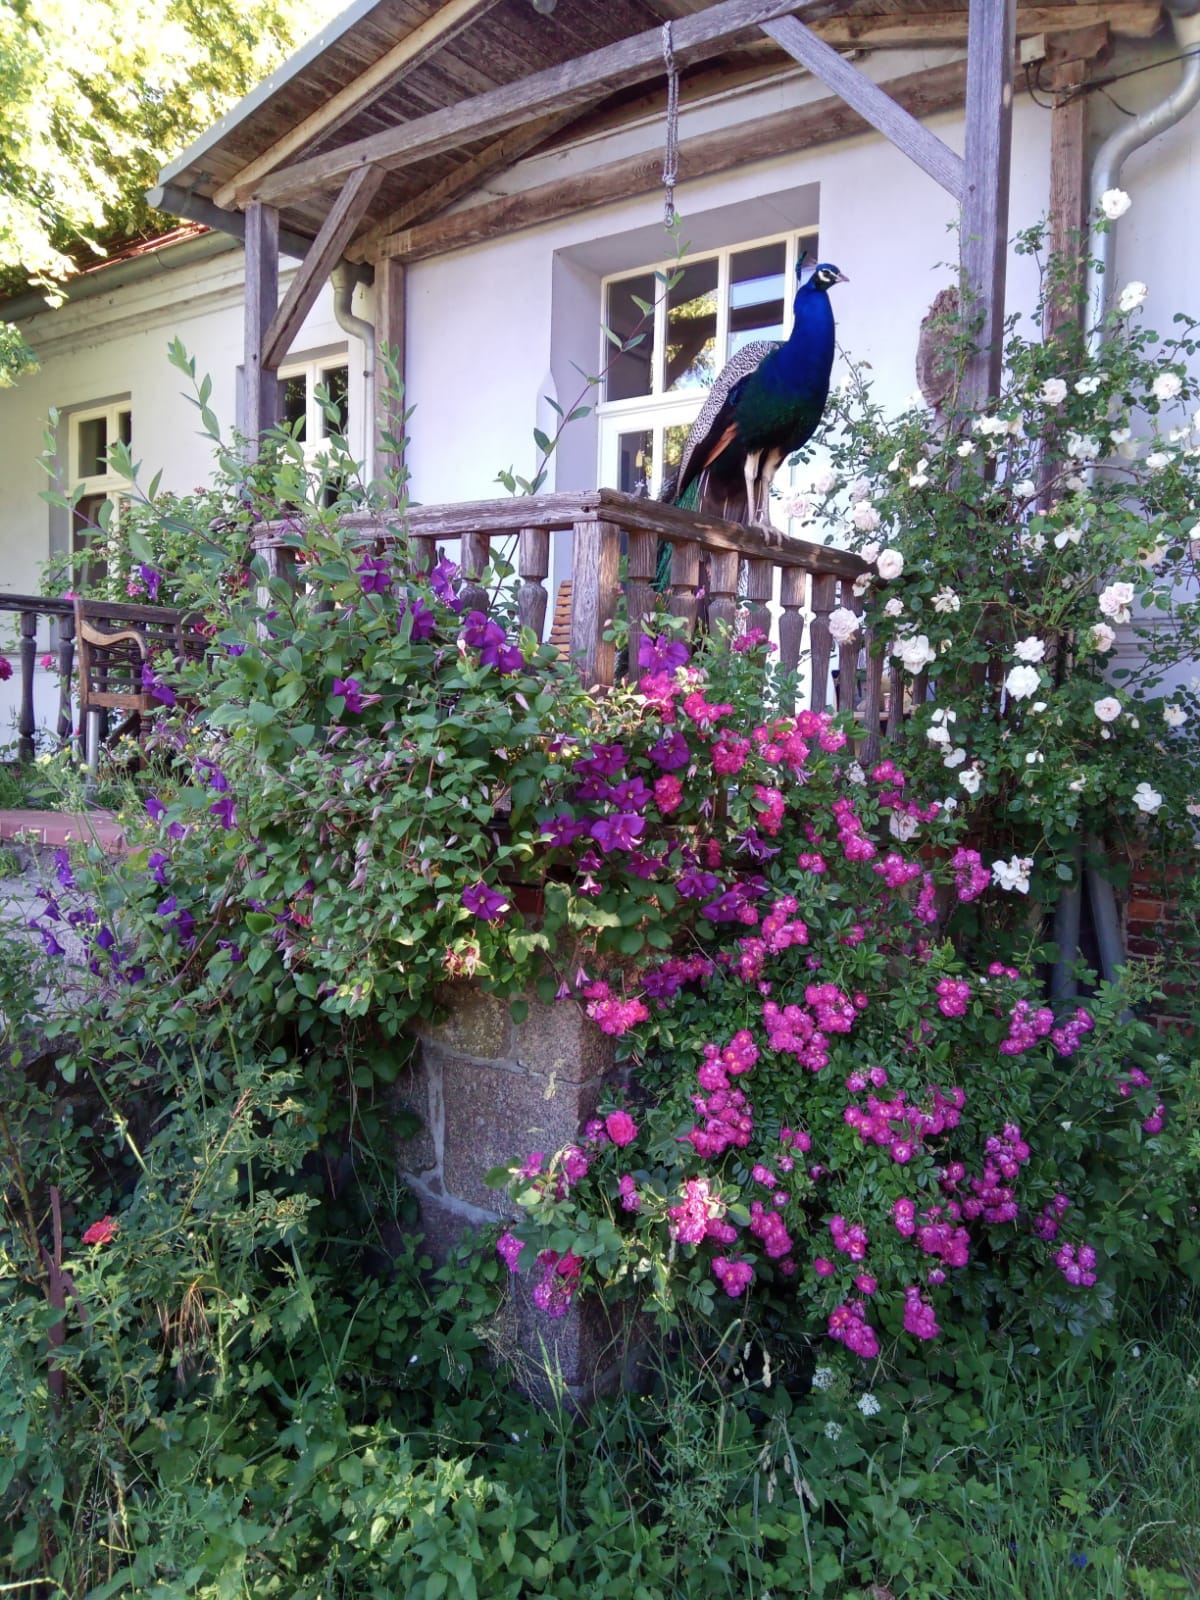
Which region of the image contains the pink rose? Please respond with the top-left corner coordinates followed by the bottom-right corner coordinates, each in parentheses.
top-left (604, 1110), bottom-right (637, 1148)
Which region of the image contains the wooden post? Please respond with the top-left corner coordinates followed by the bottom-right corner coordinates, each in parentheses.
top-left (1044, 26), bottom-right (1109, 336)
top-left (57, 608), bottom-right (75, 747)
top-left (374, 255), bottom-right (407, 490)
top-left (244, 201), bottom-right (281, 454)
top-left (18, 612), bottom-right (36, 763)
top-left (570, 519), bottom-right (620, 686)
top-left (959, 0), bottom-right (1016, 412)
top-left (518, 526), bottom-right (550, 639)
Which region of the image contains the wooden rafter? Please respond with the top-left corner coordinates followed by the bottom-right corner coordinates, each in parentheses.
top-left (263, 166), bottom-right (385, 369)
top-left (809, 1), bottom-right (1158, 45)
top-left (760, 14), bottom-right (964, 198)
top-left (350, 108), bottom-right (582, 264)
top-left (245, 0), bottom-right (831, 207)
top-left (213, 0), bottom-right (506, 210)
top-left (373, 58), bottom-right (976, 264)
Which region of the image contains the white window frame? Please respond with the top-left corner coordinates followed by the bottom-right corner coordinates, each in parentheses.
top-left (279, 351), bottom-right (351, 468)
top-left (69, 400), bottom-right (132, 506)
top-left (596, 226), bottom-right (819, 498)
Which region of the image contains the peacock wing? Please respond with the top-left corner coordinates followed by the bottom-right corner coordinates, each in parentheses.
top-left (667, 340), bottom-right (780, 504)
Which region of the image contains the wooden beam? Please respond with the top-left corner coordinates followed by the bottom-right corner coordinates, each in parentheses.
top-left (243, 200), bottom-right (280, 452)
top-left (213, 0), bottom-right (505, 209)
top-left (350, 109), bottom-right (581, 264)
top-left (1044, 26), bottom-right (1110, 334)
top-left (810, 2), bottom-right (1159, 45)
top-left (760, 14), bottom-right (964, 198)
top-left (246, 0), bottom-right (831, 207)
top-left (959, 0), bottom-right (1016, 411)
top-left (262, 165), bottom-right (384, 369)
top-left (373, 255), bottom-right (407, 489)
top-left (374, 59), bottom-right (974, 264)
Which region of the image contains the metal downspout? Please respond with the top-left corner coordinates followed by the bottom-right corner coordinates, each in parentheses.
top-left (331, 261), bottom-right (376, 483)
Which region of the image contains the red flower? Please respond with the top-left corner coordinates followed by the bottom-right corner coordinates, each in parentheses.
top-left (0, 657), bottom-right (12, 682)
top-left (82, 1215), bottom-right (117, 1246)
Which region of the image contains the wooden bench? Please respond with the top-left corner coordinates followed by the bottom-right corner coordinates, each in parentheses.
top-left (73, 597), bottom-right (208, 770)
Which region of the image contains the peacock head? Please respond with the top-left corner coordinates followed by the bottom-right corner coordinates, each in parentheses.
top-left (804, 262), bottom-right (849, 293)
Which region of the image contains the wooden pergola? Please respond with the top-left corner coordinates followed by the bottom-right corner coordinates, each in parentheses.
top-left (152, 0), bottom-right (1162, 460)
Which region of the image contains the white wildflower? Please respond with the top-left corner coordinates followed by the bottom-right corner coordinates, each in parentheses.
top-left (1091, 622), bottom-right (1117, 652)
top-left (1021, 531), bottom-right (1047, 554)
top-left (1093, 696), bottom-right (1122, 723)
top-left (824, 1421), bottom-right (843, 1441)
top-left (926, 724), bottom-right (951, 746)
top-left (1075, 374), bottom-right (1102, 396)
top-left (1032, 701), bottom-right (1047, 713)
top-left (1146, 451), bottom-right (1171, 472)
top-left (1040, 379), bottom-right (1068, 405)
top-left (992, 855), bottom-right (1034, 893)
top-left (932, 587), bottom-right (961, 613)
top-left (908, 462), bottom-right (930, 489)
top-left (1098, 582), bottom-right (1134, 624)
top-left (958, 764), bottom-right (983, 794)
top-left (1118, 280), bottom-right (1148, 313)
top-left (1005, 664), bottom-right (1041, 701)
top-left (974, 415), bottom-right (1010, 438)
top-left (942, 796), bottom-right (958, 812)
top-left (1163, 703), bottom-right (1187, 728)
top-left (1025, 751), bottom-right (1045, 765)
top-left (1152, 372), bottom-right (1182, 403)
top-left (931, 707), bottom-right (957, 724)
top-left (828, 607), bottom-right (861, 646)
top-left (1099, 188), bottom-right (1132, 220)
top-left (1132, 782), bottom-right (1164, 815)
top-left (1013, 479), bottom-right (1037, 498)
top-left (1066, 432), bottom-right (1100, 461)
top-left (857, 1393), bottom-right (882, 1417)
top-left (847, 761), bottom-right (866, 786)
top-left (957, 439), bottom-right (976, 457)
top-left (876, 548), bottom-right (905, 581)
top-left (887, 451), bottom-right (903, 473)
top-left (1054, 526), bottom-right (1082, 549)
top-left (811, 1367), bottom-right (835, 1391)
top-left (1013, 637), bottom-right (1046, 663)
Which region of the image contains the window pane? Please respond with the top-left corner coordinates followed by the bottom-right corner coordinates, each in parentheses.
top-left (663, 423), bottom-right (690, 485)
top-left (729, 242), bottom-right (787, 358)
top-left (282, 375), bottom-right (307, 440)
top-left (616, 429), bottom-right (653, 497)
top-left (72, 493), bottom-right (110, 587)
top-left (665, 256), bottom-right (718, 393)
top-left (118, 410), bottom-right (132, 448)
top-left (77, 416), bottom-right (108, 478)
top-left (605, 273), bottom-right (655, 402)
top-left (318, 365), bottom-right (349, 437)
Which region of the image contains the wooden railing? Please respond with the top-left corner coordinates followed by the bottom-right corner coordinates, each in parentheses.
top-left (0, 595), bottom-right (75, 762)
top-left (253, 489), bottom-right (908, 756)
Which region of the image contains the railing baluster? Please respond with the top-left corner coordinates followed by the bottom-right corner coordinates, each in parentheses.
top-left (626, 529), bottom-right (657, 677)
top-left (778, 568), bottom-right (806, 691)
top-left (18, 612), bottom-right (36, 762)
top-left (887, 658), bottom-right (907, 745)
top-left (707, 550), bottom-right (739, 641)
top-left (860, 624), bottom-right (885, 766)
top-left (669, 540), bottom-right (701, 633)
top-left (809, 572), bottom-right (836, 712)
top-left (570, 518), bottom-right (620, 686)
top-left (836, 578), bottom-right (859, 719)
top-left (57, 609), bottom-right (75, 748)
top-left (518, 526), bottom-right (549, 639)
top-left (743, 556), bottom-right (772, 638)
top-left (460, 529), bottom-right (491, 615)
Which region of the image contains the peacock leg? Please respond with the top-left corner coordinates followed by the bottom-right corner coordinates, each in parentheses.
top-left (743, 451), bottom-right (761, 528)
top-left (760, 450), bottom-right (785, 540)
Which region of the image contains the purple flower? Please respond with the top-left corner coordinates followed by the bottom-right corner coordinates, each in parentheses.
top-left (166, 821), bottom-right (187, 842)
top-left (590, 814), bottom-right (645, 854)
top-left (637, 633), bottom-right (690, 672)
top-left (609, 777), bottom-right (653, 811)
top-left (140, 663), bottom-right (176, 707)
top-left (430, 556), bottom-right (462, 611)
top-left (210, 794), bottom-right (237, 830)
top-left (197, 758), bottom-right (228, 792)
top-left (332, 677), bottom-right (365, 715)
top-left (53, 850), bottom-right (75, 890)
top-left (497, 1231), bottom-right (526, 1272)
top-left (574, 743), bottom-right (626, 780)
top-left (146, 796), bottom-right (166, 822)
top-left (398, 596), bottom-right (437, 641)
top-left (462, 881), bottom-right (510, 922)
top-left (677, 868), bottom-right (720, 900)
top-left (648, 732), bottom-right (691, 771)
top-left (95, 926), bottom-right (116, 952)
top-left (225, 642), bottom-right (246, 658)
top-left (540, 813), bottom-right (590, 848)
top-left (138, 563), bottom-right (162, 601)
top-left (356, 554), bottom-right (392, 595)
top-left (461, 611), bottom-right (524, 674)
top-left (38, 928), bottom-right (65, 957)
top-left (737, 828), bottom-right (781, 862)
top-left (217, 939), bottom-right (245, 963)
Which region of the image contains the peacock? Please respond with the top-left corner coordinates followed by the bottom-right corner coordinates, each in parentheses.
top-left (663, 260), bottom-right (847, 530)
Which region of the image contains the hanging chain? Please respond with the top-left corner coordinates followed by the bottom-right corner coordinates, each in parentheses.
top-left (661, 21), bottom-right (680, 227)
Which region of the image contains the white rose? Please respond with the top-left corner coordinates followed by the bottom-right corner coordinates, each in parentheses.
top-left (860, 540), bottom-right (882, 565)
top-left (926, 724), bottom-right (951, 746)
top-left (1153, 372), bottom-right (1183, 402)
top-left (958, 764), bottom-right (984, 794)
top-left (1090, 622), bottom-right (1116, 653)
top-left (852, 573), bottom-right (872, 598)
top-left (813, 468), bottom-right (838, 495)
top-left (1040, 379), bottom-right (1068, 405)
top-left (1163, 703), bottom-right (1187, 728)
top-left (957, 440), bottom-right (976, 457)
top-left (943, 746), bottom-right (967, 769)
top-left (908, 464), bottom-right (930, 489)
top-left (1075, 374), bottom-right (1102, 396)
top-left (1005, 664), bottom-right (1041, 701)
top-left (932, 587), bottom-right (961, 614)
top-left (1093, 696), bottom-right (1122, 723)
top-left (1066, 433), bottom-right (1100, 461)
top-left (931, 707), bottom-right (957, 724)
top-left (828, 607), bottom-right (861, 646)
top-left (1054, 526), bottom-right (1082, 549)
top-left (1013, 637), bottom-right (1046, 663)
top-left (1098, 582), bottom-right (1134, 624)
top-left (1146, 451), bottom-right (1171, 472)
top-left (888, 812), bottom-right (919, 842)
top-left (992, 855), bottom-right (1033, 893)
top-left (852, 502), bottom-right (881, 533)
top-left (883, 597), bottom-right (904, 619)
top-left (887, 452), bottom-right (903, 473)
top-left (783, 492), bottom-right (815, 521)
top-left (892, 634), bottom-right (936, 673)
top-left (1099, 188), bottom-right (1132, 220)
top-left (1118, 281), bottom-right (1148, 313)
top-left (1132, 782), bottom-right (1163, 815)
top-left (849, 476), bottom-right (872, 502)
top-left (876, 548), bottom-right (905, 581)
top-left (1013, 479), bottom-right (1037, 498)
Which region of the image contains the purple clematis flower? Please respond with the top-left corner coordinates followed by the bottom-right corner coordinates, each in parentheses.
top-left (138, 563), bottom-right (162, 601)
top-left (147, 850), bottom-right (169, 885)
top-left (678, 868), bottom-right (721, 901)
top-left (53, 850), bottom-right (75, 890)
top-left (638, 633), bottom-right (690, 672)
top-left (430, 555), bottom-right (463, 612)
top-left (540, 813), bottom-right (590, 848)
top-left (146, 796), bottom-right (166, 822)
top-left (356, 554), bottom-right (393, 595)
top-left (462, 881), bottom-right (510, 921)
top-left (141, 662), bottom-right (176, 707)
top-left (649, 731), bottom-right (691, 771)
top-left (590, 814), bottom-right (645, 854)
top-left (38, 928), bottom-right (66, 957)
top-left (332, 677), bottom-right (365, 715)
top-left (574, 743), bottom-right (626, 780)
top-left (398, 596), bottom-right (437, 641)
top-left (461, 611), bottom-right (524, 674)
top-left (210, 794), bottom-right (237, 830)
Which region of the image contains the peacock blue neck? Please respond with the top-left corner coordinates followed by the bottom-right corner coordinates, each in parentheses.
top-left (770, 281), bottom-right (836, 386)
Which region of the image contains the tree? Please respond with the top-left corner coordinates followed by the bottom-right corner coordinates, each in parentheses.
top-left (0, 0), bottom-right (339, 383)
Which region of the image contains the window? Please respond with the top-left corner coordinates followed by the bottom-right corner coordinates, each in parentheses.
top-left (280, 355), bottom-right (350, 455)
top-left (69, 400), bottom-right (132, 585)
top-left (597, 229), bottom-right (818, 499)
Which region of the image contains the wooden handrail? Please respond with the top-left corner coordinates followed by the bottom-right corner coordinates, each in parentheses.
top-left (0, 594), bottom-right (75, 762)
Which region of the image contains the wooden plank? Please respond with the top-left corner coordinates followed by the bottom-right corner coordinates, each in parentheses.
top-left (351, 109), bottom-right (581, 262)
top-left (1044, 26), bottom-right (1109, 335)
top-left (374, 254), bottom-right (407, 487)
top-left (959, 0), bottom-right (1017, 412)
top-left (760, 15), bottom-right (964, 199)
top-left (243, 200), bottom-right (281, 452)
top-left (212, 0), bottom-right (507, 208)
top-left (570, 518), bottom-right (621, 685)
top-left (810, 2), bottom-right (1159, 44)
top-left (262, 166), bottom-right (385, 370)
top-left (247, 0), bottom-right (829, 206)
top-left (377, 59), bottom-right (972, 263)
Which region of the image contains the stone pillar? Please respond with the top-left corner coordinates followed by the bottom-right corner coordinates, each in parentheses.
top-left (391, 982), bottom-right (622, 1396)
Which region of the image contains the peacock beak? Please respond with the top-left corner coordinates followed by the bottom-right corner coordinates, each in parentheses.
top-left (834, 271), bottom-right (850, 285)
